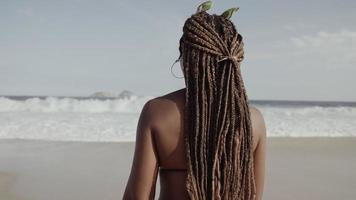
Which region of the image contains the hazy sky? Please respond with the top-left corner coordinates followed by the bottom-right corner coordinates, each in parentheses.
top-left (1, 0), bottom-right (355, 101)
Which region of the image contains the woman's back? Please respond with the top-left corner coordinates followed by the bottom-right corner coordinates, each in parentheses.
top-left (146, 88), bottom-right (264, 199)
top-left (123, 4), bottom-right (267, 199)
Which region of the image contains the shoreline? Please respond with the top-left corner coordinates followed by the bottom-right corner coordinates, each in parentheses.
top-left (0, 137), bottom-right (355, 200)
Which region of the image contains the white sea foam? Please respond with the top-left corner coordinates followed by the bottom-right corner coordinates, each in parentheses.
top-left (0, 96), bottom-right (152, 113)
top-left (259, 105), bottom-right (356, 137)
top-left (0, 96), bottom-right (355, 141)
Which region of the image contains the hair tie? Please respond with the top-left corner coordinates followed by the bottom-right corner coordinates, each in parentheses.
top-left (217, 55), bottom-right (236, 62)
top-left (217, 55), bottom-right (243, 63)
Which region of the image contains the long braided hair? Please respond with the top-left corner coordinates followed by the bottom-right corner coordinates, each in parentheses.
top-left (178, 11), bottom-right (256, 199)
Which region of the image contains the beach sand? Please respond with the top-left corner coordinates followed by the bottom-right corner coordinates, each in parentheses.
top-left (0, 138), bottom-right (355, 200)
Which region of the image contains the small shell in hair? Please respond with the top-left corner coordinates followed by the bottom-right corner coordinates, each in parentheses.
top-left (220, 7), bottom-right (239, 20)
top-left (196, 0), bottom-right (213, 13)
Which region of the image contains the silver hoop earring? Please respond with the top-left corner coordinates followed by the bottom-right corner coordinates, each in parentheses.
top-left (170, 57), bottom-right (184, 79)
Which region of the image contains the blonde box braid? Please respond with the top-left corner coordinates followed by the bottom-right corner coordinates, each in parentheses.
top-left (178, 11), bottom-right (256, 199)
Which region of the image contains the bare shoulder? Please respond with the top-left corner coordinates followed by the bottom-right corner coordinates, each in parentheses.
top-left (142, 89), bottom-right (185, 127)
top-left (148, 89), bottom-right (184, 112)
top-left (249, 105), bottom-right (267, 147)
top-left (249, 105), bottom-right (264, 121)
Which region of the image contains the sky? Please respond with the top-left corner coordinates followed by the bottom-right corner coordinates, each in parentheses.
top-left (0, 0), bottom-right (355, 101)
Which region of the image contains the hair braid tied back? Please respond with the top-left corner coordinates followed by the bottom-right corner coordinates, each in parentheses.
top-left (179, 11), bottom-right (256, 200)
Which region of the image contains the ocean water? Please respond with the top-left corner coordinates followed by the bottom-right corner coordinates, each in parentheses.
top-left (0, 95), bottom-right (355, 141)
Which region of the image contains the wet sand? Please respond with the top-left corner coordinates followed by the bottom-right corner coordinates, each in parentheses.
top-left (0, 138), bottom-right (355, 200)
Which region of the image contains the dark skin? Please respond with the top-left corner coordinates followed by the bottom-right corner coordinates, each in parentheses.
top-left (122, 88), bottom-right (267, 200)
top-left (123, 63), bottom-right (267, 200)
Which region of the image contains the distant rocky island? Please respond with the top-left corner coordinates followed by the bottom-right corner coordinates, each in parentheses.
top-left (89, 90), bottom-right (135, 99)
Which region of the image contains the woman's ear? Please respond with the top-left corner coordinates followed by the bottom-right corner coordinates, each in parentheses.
top-left (179, 58), bottom-right (186, 79)
top-left (180, 58), bottom-right (183, 72)
top-left (179, 59), bottom-right (183, 71)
